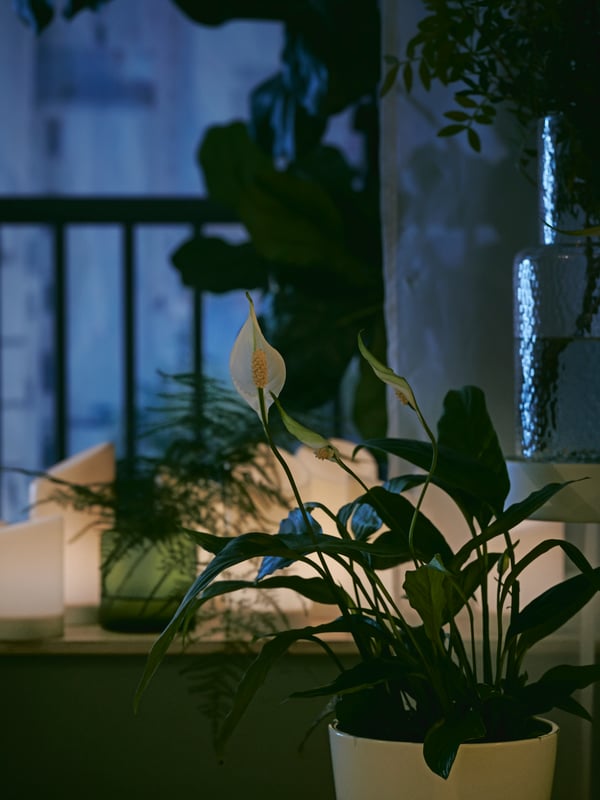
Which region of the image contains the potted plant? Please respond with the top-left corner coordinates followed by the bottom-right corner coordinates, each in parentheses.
top-left (135, 295), bottom-right (600, 798)
top-left (34, 372), bottom-right (291, 632)
top-left (384, 0), bottom-right (600, 463)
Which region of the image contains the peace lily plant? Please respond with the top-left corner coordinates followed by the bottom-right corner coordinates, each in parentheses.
top-left (136, 294), bottom-right (600, 779)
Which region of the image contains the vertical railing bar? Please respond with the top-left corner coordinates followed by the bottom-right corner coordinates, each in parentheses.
top-left (192, 224), bottom-right (203, 383)
top-left (123, 223), bottom-right (136, 466)
top-left (0, 227), bottom-right (4, 518)
top-left (193, 288), bottom-right (203, 379)
top-left (192, 224), bottom-right (204, 419)
top-left (54, 223), bottom-right (67, 461)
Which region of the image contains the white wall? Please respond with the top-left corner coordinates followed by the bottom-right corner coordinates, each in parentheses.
top-left (380, 1), bottom-right (537, 453)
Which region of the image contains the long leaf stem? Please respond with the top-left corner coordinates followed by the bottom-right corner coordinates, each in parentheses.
top-left (257, 388), bottom-right (372, 661)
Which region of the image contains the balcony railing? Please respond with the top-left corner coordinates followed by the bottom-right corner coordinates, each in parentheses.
top-left (0, 196), bottom-right (237, 516)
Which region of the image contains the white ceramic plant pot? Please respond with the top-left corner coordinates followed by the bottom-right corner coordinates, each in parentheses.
top-left (328, 720), bottom-right (558, 800)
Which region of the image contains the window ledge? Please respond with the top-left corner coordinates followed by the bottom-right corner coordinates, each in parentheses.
top-left (0, 622), bottom-right (358, 657)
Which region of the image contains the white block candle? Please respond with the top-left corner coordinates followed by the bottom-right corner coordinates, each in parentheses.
top-left (0, 515), bottom-right (64, 639)
top-left (29, 442), bottom-right (115, 623)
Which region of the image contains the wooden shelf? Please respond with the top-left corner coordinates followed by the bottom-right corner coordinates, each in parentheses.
top-left (0, 621), bottom-right (358, 657)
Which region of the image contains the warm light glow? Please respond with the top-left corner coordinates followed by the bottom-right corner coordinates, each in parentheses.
top-left (295, 438), bottom-right (381, 618)
top-left (29, 441), bottom-right (115, 623)
top-left (0, 515), bottom-right (64, 640)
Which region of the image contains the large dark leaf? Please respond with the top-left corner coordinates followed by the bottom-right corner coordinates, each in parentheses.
top-left (171, 236), bottom-right (269, 293)
top-left (256, 507), bottom-right (322, 580)
top-left (201, 575), bottom-right (341, 606)
top-left (446, 553), bottom-right (501, 620)
top-left (506, 567), bottom-right (600, 656)
top-left (263, 286), bottom-right (375, 414)
top-left (404, 565), bottom-right (447, 644)
top-left (423, 710), bottom-right (486, 779)
top-left (517, 663), bottom-right (600, 719)
top-left (198, 122), bottom-right (273, 212)
top-left (452, 481), bottom-right (574, 569)
top-left (361, 438), bottom-right (501, 528)
top-left (351, 485), bottom-right (454, 566)
top-left (436, 386), bottom-right (509, 522)
top-left (290, 656), bottom-right (415, 699)
top-left (240, 170), bottom-right (357, 277)
top-left (499, 537), bottom-right (600, 610)
top-left (214, 615), bottom-right (381, 757)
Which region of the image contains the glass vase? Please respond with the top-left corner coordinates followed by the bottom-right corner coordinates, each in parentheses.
top-left (513, 115), bottom-right (600, 462)
top-left (99, 531), bottom-right (197, 633)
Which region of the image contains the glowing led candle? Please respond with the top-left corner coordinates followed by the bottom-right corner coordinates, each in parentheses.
top-left (0, 515), bottom-right (63, 640)
top-left (29, 442), bottom-right (115, 623)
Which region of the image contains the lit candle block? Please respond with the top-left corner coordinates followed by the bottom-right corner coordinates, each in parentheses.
top-left (29, 442), bottom-right (115, 624)
top-left (0, 515), bottom-right (64, 640)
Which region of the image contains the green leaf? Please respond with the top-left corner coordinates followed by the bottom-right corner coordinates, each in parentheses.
top-left (467, 127), bottom-right (482, 152)
top-left (202, 575), bottom-right (342, 606)
top-left (362, 437), bottom-right (502, 527)
top-left (198, 121), bottom-right (272, 211)
top-left (437, 124), bottom-right (466, 138)
top-left (436, 386), bottom-right (509, 522)
top-left (454, 93), bottom-right (478, 109)
top-left (171, 236), bottom-right (269, 293)
top-left (446, 554), bottom-right (501, 620)
top-left (290, 657), bottom-right (414, 700)
top-left (500, 537), bottom-right (600, 609)
top-left (402, 61), bottom-right (413, 93)
top-left (418, 58), bottom-right (431, 90)
top-left (216, 617), bottom-right (381, 757)
top-left (443, 110), bottom-right (470, 122)
top-left (379, 58), bottom-right (401, 97)
top-left (240, 170), bottom-right (371, 284)
top-left (423, 709), bottom-right (486, 779)
top-left (404, 565), bottom-right (447, 643)
top-left (518, 663), bottom-right (600, 719)
top-left (507, 568), bottom-right (600, 656)
top-left (354, 484), bottom-right (454, 566)
top-left (452, 481), bottom-right (575, 569)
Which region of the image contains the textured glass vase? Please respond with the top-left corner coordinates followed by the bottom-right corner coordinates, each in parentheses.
top-left (514, 115), bottom-right (600, 462)
top-left (99, 532), bottom-right (197, 633)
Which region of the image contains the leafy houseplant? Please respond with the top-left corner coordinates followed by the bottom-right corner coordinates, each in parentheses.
top-left (136, 295), bottom-right (600, 781)
top-left (388, 0), bottom-right (600, 210)
top-left (36, 373), bottom-right (290, 632)
top-left (385, 0), bottom-right (600, 462)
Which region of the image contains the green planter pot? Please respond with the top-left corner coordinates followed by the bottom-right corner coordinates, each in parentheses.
top-left (99, 532), bottom-right (197, 633)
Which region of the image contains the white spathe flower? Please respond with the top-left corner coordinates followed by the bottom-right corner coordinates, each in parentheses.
top-left (230, 293), bottom-right (286, 418)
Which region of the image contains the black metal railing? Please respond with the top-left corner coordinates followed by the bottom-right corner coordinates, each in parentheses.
top-left (0, 196), bottom-right (237, 478)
